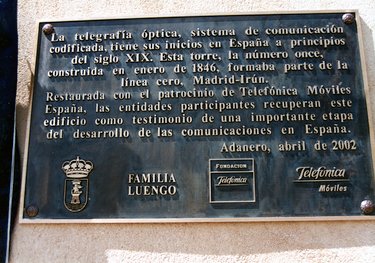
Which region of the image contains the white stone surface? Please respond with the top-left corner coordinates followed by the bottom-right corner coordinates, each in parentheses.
top-left (12, 1), bottom-right (375, 262)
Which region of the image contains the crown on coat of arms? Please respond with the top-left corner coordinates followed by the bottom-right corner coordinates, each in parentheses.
top-left (62, 156), bottom-right (93, 178)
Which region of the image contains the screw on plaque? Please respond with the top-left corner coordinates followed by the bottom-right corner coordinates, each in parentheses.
top-left (25, 205), bottom-right (39, 217)
top-left (42, 23), bottom-right (54, 35)
top-left (360, 199), bottom-right (374, 215)
top-left (342, 13), bottom-right (355, 25)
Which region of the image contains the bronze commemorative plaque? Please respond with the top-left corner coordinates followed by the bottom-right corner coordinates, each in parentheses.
top-left (21, 11), bottom-right (375, 222)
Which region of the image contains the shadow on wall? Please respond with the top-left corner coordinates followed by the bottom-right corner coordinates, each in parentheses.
top-left (361, 18), bottom-right (375, 115)
top-left (25, 220), bottom-right (375, 259)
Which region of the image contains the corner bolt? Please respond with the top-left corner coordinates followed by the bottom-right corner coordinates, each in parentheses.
top-left (42, 24), bottom-right (54, 35)
top-left (360, 199), bottom-right (374, 215)
top-left (342, 13), bottom-right (355, 25)
top-left (25, 205), bottom-right (39, 217)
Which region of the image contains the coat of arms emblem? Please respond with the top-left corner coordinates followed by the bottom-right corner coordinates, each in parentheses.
top-left (62, 156), bottom-right (93, 212)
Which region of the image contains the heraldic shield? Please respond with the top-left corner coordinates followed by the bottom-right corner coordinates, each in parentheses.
top-left (62, 156), bottom-right (93, 212)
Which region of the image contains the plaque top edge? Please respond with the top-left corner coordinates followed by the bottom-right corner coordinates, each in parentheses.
top-left (36, 9), bottom-right (359, 24)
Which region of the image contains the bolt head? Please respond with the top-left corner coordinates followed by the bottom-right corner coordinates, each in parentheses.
top-left (25, 205), bottom-right (39, 217)
top-left (342, 13), bottom-right (355, 24)
top-left (42, 24), bottom-right (54, 35)
top-left (360, 200), bottom-right (374, 215)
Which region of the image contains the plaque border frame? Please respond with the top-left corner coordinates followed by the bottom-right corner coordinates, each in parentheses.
top-left (19, 9), bottom-right (375, 223)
